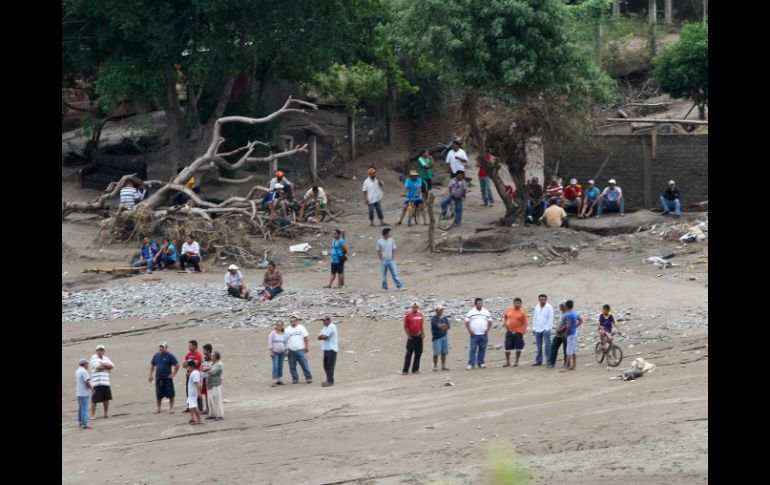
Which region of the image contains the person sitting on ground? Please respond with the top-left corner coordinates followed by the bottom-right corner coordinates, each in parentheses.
top-left (299, 185), bottom-right (327, 222)
top-left (440, 170), bottom-right (467, 226)
top-left (225, 264), bottom-right (249, 299)
top-left (660, 180), bottom-right (681, 218)
top-left (261, 184), bottom-right (289, 218)
top-left (596, 179), bottom-right (625, 217)
top-left (179, 235), bottom-right (202, 273)
top-left (132, 236), bottom-right (160, 274)
top-left (261, 261), bottom-right (283, 301)
top-left (598, 304), bottom-right (622, 370)
top-left (562, 178), bottom-right (583, 214)
top-left (579, 179), bottom-right (601, 219)
top-left (153, 238), bottom-right (177, 270)
top-left (545, 178), bottom-right (564, 208)
top-left (526, 177), bottom-right (544, 224)
top-left (396, 170), bottom-right (426, 225)
top-left (543, 199), bottom-right (569, 228)
top-left (120, 180), bottom-right (142, 210)
top-left (268, 170), bottom-right (293, 201)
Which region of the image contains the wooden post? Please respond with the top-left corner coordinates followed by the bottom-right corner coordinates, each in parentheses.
top-left (426, 192), bottom-right (436, 252)
top-left (641, 136), bottom-right (653, 208)
top-left (309, 135), bottom-right (318, 184)
top-left (648, 0), bottom-right (657, 24)
top-left (664, 0), bottom-right (672, 25)
top-left (269, 159), bottom-right (277, 178)
top-left (612, 0), bottom-right (620, 18)
top-left (347, 115), bottom-right (356, 161)
top-left (703, 0), bottom-right (708, 20)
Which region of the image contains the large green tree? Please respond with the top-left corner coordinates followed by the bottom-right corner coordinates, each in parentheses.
top-left (389, 0), bottom-right (616, 225)
top-left (62, 0), bottom-right (378, 179)
top-left (653, 21), bottom-right (708, 119)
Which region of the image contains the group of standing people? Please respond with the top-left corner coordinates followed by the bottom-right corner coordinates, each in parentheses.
top-left (401, 295), bottom-right (620, 376)
top-left (268, 315), bottom-right (338, 387)
top-left (74, 344), bottom-right (115, 429)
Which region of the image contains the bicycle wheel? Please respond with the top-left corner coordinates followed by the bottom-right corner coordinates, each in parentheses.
top-left (594, 342), bottom-right (605, 364)
top-left (606, 344), bottom-right (623, 367)
top-left (438, 201), bottom-right (455, 230)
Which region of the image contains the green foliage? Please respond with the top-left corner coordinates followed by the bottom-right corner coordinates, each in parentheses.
top-left (389, 0), bottom-right (616, 110)
top-left (486, 446), bottom-right (533, 485)
top-left (653, 21), bottom-right (708, 110)
top-left (308, 62), bottom-right (389, 115)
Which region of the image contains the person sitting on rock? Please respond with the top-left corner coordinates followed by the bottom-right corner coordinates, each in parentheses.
top-left (225, 264), bottom-right (249, 299)
top-left (179, 235), bottom-right (202, 273)
top-left (526, 177), bottom-right (544, 224)
top-left (579, 179), bottom-right (601, 219)
top-left (562, 178), bottom-right (583, 214)
top-left (660, 180), bottom-right (681, 218)
top-left (132, 236), bottom-right (160, 274)
top-left (299, 185), bottom-right (327, 222)
top-left (545, 179), bottom-right (564, 208)
top-left (596, 179), bottom-right (625, 217)
top-left (268, 170), bottom-right (293, 201)
top-left (261, 261), bottom-right (283, 301)
top-left (153, 237), bottom-right (177, 270)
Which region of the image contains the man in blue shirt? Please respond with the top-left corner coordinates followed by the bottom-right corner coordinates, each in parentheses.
top-left (148, 342), bottom-right (180, 414)
top-left (431, 305), bottom-right (451, 371)
top-left (133, 237), bottom-right (160, 274)
top-left (560, 300), bottom-right (584, 372)
top-left (396, 170), bottom-right (425, 225)
top-left (318, 316), bottom-right (338, 387)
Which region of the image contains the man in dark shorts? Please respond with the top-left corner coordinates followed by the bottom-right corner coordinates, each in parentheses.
top-left (501, 297), bottom-right (529, 367)
top-left (149, 341), bottom-right (180, 414)
top-left (396, 170), bottom-right (425, 225)
top-left (326, 228), bottom-right (347, 288)
top-left (89, 344), bottom-right (115, 419)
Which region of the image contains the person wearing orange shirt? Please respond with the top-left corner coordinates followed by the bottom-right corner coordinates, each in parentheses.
top-left (501, 297), bottom-right (529, 367)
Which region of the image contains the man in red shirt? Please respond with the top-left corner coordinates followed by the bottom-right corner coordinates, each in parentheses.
top-left (563, 178), bottom-right (583, 214)
top-left (501, 297), bottom-right (529, 367)
top-left (545, 179), bottom-right (564, 208)
top-left (476, 153), bottom-right (495, 207)
top-left (402, 302), bottom-right (425, 375)
top-left (183, 340), bottom-right (203, 413)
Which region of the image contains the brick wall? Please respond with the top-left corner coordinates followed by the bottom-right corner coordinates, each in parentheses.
top-left (544, 134), bottom-right (708, 209)
top-left (395, 105), bottom-right (461, 153)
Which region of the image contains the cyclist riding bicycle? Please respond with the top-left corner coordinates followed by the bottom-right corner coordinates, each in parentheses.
top-left (396, 170), bottom-right (425, 225)
top-left (598, 304), bottom-right (622, 369)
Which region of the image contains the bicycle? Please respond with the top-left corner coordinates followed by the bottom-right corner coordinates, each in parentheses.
top-left (594, 332), bottom-right (624, 367)
top-left (438, 197), bottom-right (456, 231)
top-left (403, 199), bottom-right (420, 226)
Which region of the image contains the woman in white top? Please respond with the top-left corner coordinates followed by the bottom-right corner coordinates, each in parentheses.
top-left (268, 322), bottom-right (287, 386)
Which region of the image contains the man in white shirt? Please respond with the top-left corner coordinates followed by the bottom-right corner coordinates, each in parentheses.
top-left (596, 179), bottom-right (625, 217)
top-left (445, 140), bottom-right (468, 177)
top-left (465, 298), bottom-right (493, 369)
top-left (362, 167), bottom-right (386, 226)
top-left (179, 235), bottom-right (202, 273)
top-left (531, 294), bottom-right (554, 367)
top-left (299, 185), bottom-right (327, 222)
top-left (285, 315), bottom-right (313, 384)
top-left (119, 180), bottom-right (141, 209)
top-left (318, 316), bottom-right (338, 387)
top-left (89, 344), bottom-right (115, 419)
top-left (225, 264), bottom-right (249, 299)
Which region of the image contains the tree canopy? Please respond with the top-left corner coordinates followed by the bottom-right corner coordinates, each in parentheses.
top-left (653, 21), bottom-right (708, 119)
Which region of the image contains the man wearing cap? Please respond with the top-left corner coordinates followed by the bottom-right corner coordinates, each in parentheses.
top-left (396, 170), bottom-right (425, 225)
top-left (225, 264), bottom-right (249, 299)
top-left (596, 179), bottom-right (625, 217)
top-left (286, 316), bottom-right (313, 384)
top-left (89, 345), bottom-right (115, 419)
top-left (377, 227), bottom-right (405, 291)
top-left (403, 302), bottom-right (425, 375)
top-left (579, 180), bottom-right (601, 219)
top-left (75, 358), bottom-right (94, 429)
top-left (563, 178), bottom-right (583, 213)
top-left (431, 305), bottom-right (451, 371)
top-left (318, 316), bottom-right (338, 387)
top-left (441, 171), bottom-right (467, 226)
top-left (362, 167), bottom-right (386, 226)
top-left (149, 342), bottom-right (180, 414)
top-left (660, 180), bottom-right (681, 218)
top-left (269, 170), bottom-right (293, 200)
top-left (445, 140), bottom-right (468, 177)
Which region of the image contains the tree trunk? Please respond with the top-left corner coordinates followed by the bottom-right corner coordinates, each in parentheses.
top-left (698, 103), bottom-right (705, 120)
top-left (163, 69), bottom-right (189, 181)
top-left (385, 69), bottom-right (396, 145)
top-left (461, 93), bottom-right (486, 155)
top-left (347, 115), bottom-right (356, 161)
top-left (491, 139), bottom-right (528, 226)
